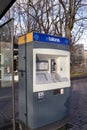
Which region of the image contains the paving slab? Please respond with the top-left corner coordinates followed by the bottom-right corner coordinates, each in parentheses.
top-left (0, 79), bottom-right (87, 130)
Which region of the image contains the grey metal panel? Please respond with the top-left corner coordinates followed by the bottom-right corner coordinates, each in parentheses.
top-left (19, 72), bottom-right (26, 123)
top-left (18, 45), bottom-right (25, 71)
top-left (18, 45), bottom-right (26, 123)
top-left (32, 87), bottom-right (70, 129)
top-left (26, 43), bottom-right (34, 128)
top-left (33, 42), bottom-right (69, 51)
top-left (19, 43), bottom-right (34, 128)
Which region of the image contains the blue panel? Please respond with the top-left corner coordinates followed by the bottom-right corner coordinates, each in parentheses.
top-left (33, 32), bottom-right (69, 45)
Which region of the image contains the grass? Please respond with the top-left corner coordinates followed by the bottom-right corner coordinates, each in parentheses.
top-left (71, 72), bottom-right (87, 78)
top-left (56, 123), bottom-right (73, 130)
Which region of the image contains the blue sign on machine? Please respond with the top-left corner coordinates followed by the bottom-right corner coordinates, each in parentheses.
top-left (33, 32), bottom-right (69, 45)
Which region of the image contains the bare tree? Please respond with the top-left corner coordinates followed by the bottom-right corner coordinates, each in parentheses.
top-left (58, 0), bottom-right (87, 43)
top-left (1, 0), bottom-right (87, 46)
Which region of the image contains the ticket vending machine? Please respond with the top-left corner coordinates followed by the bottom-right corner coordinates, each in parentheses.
top-left (18, 32), bottom-right (71, 130)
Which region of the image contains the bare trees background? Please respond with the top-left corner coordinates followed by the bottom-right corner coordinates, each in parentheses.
top-left (0, 0), bottom-right (87, 50)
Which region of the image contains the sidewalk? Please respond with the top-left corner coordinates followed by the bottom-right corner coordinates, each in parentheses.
top-left (0, 78), bottom-right (87, 130)
top-left (0, 83), bottom-right (18, 129)
top-left (68, 78), bottom-right (87, 130)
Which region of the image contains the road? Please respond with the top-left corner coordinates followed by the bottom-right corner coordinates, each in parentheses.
top-left (0, 78), bottom-right (87, 130)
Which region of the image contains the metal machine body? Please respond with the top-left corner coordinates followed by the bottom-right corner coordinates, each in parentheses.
top-left (18, 32), bottom-right (71, 129)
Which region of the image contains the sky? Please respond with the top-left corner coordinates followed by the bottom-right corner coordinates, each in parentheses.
top-left (77, 0), bottom-right (87, 50)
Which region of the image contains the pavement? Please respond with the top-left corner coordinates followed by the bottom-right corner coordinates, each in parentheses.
top-left (0, 78), bottom-right (87, 130)
top-left (0, 83), bottom-right (18, 129)
top-left (68, 78), bottom-right (87, 130)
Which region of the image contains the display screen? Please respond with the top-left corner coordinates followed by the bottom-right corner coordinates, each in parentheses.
top-left (36, 61), bottom-right (48, 71)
